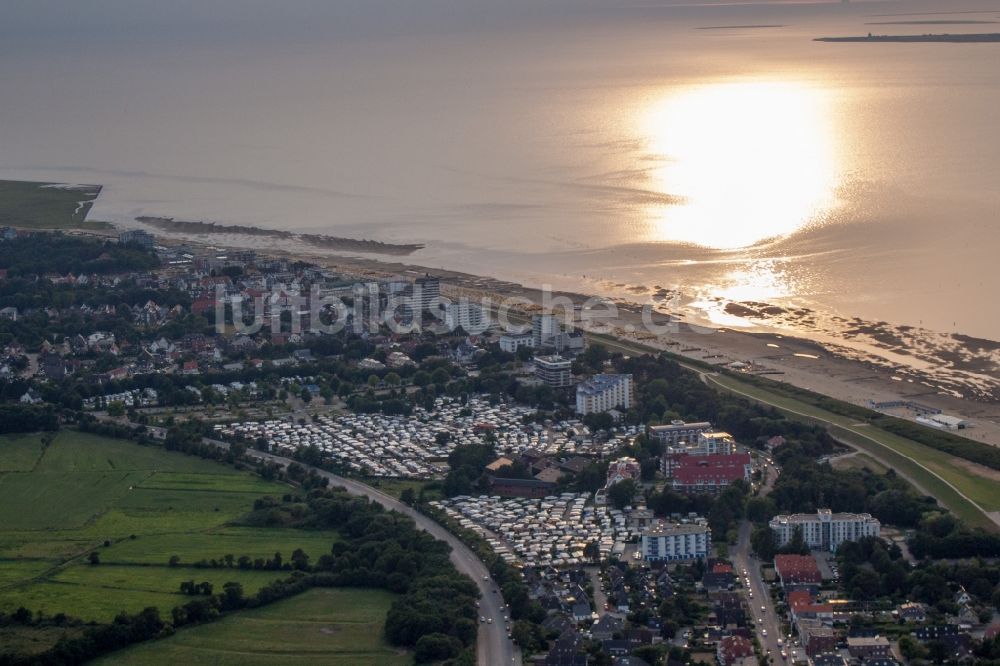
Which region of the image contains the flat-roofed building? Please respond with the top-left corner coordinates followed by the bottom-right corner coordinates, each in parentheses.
top-left (576, 373), bottom-right (633, 415)
top-left (534, 354), bottom-right (573, 388)
top-left (769, 509), bottom-right (881, 553)
top-left (641, 522), bottom-right (711, 561)
top-left (649, 420), bottom-right (712, 446)
top-left (499, 331), bottom-right (535, 353)
top-left (119, 229), bottom-right (155, 248)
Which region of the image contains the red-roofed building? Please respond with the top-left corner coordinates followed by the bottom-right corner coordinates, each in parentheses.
top-left (717, 635), bottom-right (755, 666)
top-left (665, 453), bottom-right (751, 494)
top-left (787, 589), bottom-right (833, 623)
top-left (774, 554), bottom-right (822, 589)
top-left (191, 297), bottom-right (216, 316)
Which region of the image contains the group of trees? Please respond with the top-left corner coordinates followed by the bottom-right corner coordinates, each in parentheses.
top-left (442, 442), bottom-right (496, 497)
top-left (0, 404), bottom-right (59, 434)
top-left (0, 233), bottom-right (159, 278)
top-left (908, 512), bottom-right (1000, 560)
top-left (767, 453), bottom-right (937, 529)
top-left (837, 535), bottom-right (1000, 616)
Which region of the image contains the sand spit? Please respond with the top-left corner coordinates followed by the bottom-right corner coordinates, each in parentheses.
top-left (136, 216), bottom-right (423, 256)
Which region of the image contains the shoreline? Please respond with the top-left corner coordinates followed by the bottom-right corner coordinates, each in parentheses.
top-left (211, 239), bottom-right (1000, 447)
top-left (57, 221), bottom-right (1000, 447)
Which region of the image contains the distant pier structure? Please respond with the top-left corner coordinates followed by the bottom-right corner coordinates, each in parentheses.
top-left (868, 400), bottom-right (970, 430)
top-left (867, 399), bottom-right (941, 415)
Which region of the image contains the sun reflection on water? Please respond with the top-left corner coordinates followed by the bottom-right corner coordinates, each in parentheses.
top-left (642, 80), bottom-right (841, 249)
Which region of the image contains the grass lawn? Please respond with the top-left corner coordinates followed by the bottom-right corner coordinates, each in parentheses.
top-left (0, 431), bottom-right (340, 622)
top-left (830, 453), bottom-right (888, 475)
top-left (90, 588), bottom-right (409, 666)
top-left (0, 179), bottom-right (108, 229)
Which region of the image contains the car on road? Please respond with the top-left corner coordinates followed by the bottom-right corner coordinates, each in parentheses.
top-left (480, 616), bottom-right (486, 623)
top-left (761, 605), bottom-right (766, 612)
top-left (762, 629), bottom-right (768, 637)
top-left (487, 618), bottom-right (493, 624)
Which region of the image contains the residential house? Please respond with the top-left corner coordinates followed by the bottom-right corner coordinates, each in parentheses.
top-left (717, 636), bottom-right (755, 666)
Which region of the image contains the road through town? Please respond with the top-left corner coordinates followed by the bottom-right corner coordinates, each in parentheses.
top-left (242, 446), bottom-right (523, 666)
top-left (129, 423), bottom-right (520, 666)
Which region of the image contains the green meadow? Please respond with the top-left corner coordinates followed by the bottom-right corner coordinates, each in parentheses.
top-left (0, 430), bottom-right (340, 622)
top-left (0, 179), bottom-right (108, 229)
top-left (91, 588), bottom-right (409, 666)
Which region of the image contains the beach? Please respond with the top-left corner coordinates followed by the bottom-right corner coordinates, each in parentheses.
top-left (119, 223), bottom-right (1000, 449)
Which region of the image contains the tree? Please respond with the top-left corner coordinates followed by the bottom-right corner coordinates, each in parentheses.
top-left (779, 526), bottom-right (809, 555)
top-left (400, 488), bottom-right (416, 506)
top-left (607, 480), bottom-right (638, 510)
top-left (431, 367), bottom-right (450, 386)
top-left (107, 401), bottom-right (125, 417)
top-left (414, 633), bottom-right (461, 662)
top-left (220, 581), bottom-right (245, 610)
top-left (88, 551), bottom-right (100, 565)
top-left (168, 554), bottom-right (181, 567)
top-left (899, 635), bottom-right (928, 661)
top-left (291, 548), bottom-right (310, 571)
top-left (751, 526), bottom-right (777, 560)
top-left (745, 496), bottom-right (777, 523)
top-left (583, 411), bottom-right (614, 432)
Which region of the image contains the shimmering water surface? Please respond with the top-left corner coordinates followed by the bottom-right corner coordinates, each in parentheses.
top-left (1, 0), bottom-right (998, 340)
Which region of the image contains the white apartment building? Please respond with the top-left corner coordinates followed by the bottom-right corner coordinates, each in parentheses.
top-left (575, 374), bottom-right (633, 415)
top-left (444, 300), bottom-right (488, 334)
top-left (499, 332), bottom-right (535, 353)
top-left (532, 314), bottom-right (560, 348)
top-left (534, 355), bottom-right (573, 388)
top-left (769, 509), bottom-right (881, 553)
top-left (641, 523), bottom-right (711, 561)
top-left (649, 420), bottom-right (713, 446)
top-left (413, 275), bottom-right (440, 313)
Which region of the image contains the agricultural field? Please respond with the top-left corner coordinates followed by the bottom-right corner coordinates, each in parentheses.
top-left (0, 179), bottom-right (108, 229)
top-left (0, 432), bottom-right (48, 472)
top-left (91, 588), bottom-right (409, 666)
top-left (0, 430), bottom-right (340, 622)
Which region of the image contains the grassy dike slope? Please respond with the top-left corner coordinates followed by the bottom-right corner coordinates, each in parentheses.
top-left (588, 332), bottom-right (1000, 532)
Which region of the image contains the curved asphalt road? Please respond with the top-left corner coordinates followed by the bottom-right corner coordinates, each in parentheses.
top-left (108, 420), bottom-right (521, 664)
top-left (207, 433), bottom-right (520, 666)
